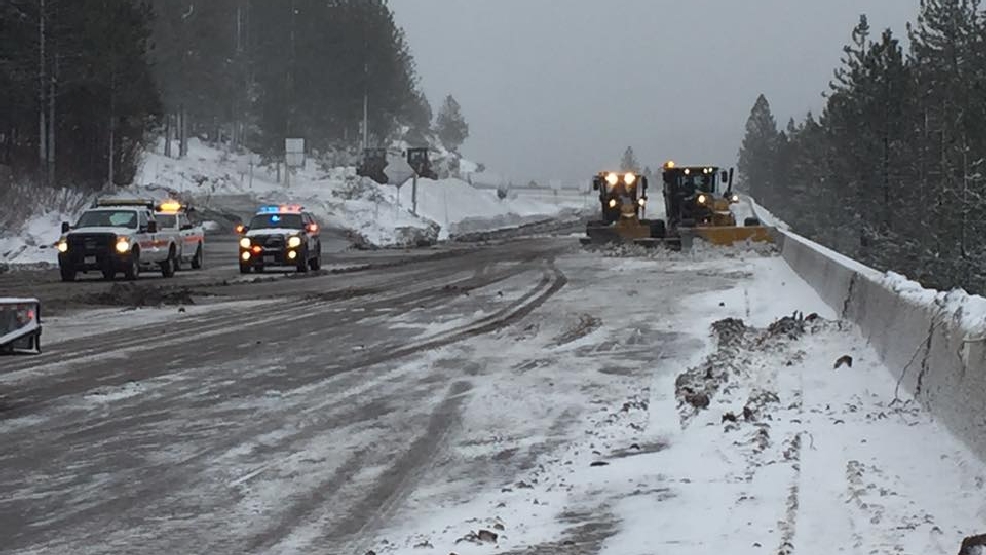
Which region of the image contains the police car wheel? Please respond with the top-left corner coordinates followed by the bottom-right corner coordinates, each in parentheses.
top-left (191, 245), bottom-right (203, 270)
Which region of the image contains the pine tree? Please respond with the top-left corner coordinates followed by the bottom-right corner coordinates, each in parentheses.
top-left (620, 147), bottom-right (639, 172)
top-left (737, 94), bottom-right (779, 202)
top-left (435, 94), bottom-right (469, 152)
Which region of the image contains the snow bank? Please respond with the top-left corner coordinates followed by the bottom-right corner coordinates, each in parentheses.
top-left (396, 178), bottom-right (565, 240)
top-left (772, 224), bottom-right (986, 461)
top-left (135, 138), bottom-right (570, 247)
top-left (0, 199), bottom-right (88, 266)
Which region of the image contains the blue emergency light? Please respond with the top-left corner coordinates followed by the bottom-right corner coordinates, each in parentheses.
top-left (257, 204), bottom-right (303, 214)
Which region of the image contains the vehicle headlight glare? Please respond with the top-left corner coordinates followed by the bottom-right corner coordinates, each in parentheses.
top-left (731, 194), bottom-right (740, 203)
top-left (116, 240), bottom-right (131, 253)
top-left (57, 240), bottom-right (68, 253)
top-left (288, 236), bottom-right (302, 248)
top-left (606, 173), bottom-right (619, 186)
top-left (608, 199), bottom-right (618, 208)
top-left (698, 194), bottom-right (707, 204)
top-left (624, 173), bottom-right (636, 185)
top-left (288, 250), bottom-right (298, 260)
top-left (241, 251), bottom-right (251, 261)
top-left (239, 237), bottom-right (251, 249)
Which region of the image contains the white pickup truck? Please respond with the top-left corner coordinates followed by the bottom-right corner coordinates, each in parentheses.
top-left (154, 201), bottom-right (205, 271)
top-left (57, 199), bottom-right (181, 281)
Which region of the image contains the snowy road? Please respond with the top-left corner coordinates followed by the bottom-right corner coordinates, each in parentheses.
top-left (1, 237), bottom-right (983, 554)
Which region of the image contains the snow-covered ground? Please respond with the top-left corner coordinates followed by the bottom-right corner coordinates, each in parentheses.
top-left (361, 248), bottom-right (986, 555)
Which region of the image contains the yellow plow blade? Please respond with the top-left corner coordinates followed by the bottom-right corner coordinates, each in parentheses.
top-left (693, 226), bottom-right (775, 246)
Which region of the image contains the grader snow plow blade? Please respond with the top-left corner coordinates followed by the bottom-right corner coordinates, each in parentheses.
top-left (684, 225), bottom-right (776, 247)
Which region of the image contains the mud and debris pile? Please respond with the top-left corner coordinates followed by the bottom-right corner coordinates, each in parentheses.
top-left (675, 313), bottom-right (828, 427)
top-left (674, 317), bottom-right (749, 426)
top-left (82, 283), bottom-right (195, 308)
top-left (594, 240), bottom-right (779, 260)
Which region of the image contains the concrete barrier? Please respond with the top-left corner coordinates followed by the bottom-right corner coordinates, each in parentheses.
top-left (775, 229), bottom-right (986, 460)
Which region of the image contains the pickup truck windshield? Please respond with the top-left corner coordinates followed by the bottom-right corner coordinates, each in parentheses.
top-left (76, 210), bottom-right (138, 229)
top-left (249, 214), bottom-right (303, 230)
top-left (156, 214), bottom-right (177, 229)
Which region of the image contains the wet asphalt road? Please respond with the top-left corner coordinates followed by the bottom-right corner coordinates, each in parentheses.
top-left (0, 232), bottom-right (579, 554)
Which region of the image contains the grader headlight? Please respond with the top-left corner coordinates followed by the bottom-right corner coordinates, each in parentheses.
top-left (624, 173), bottom-right (636, 185)
top-left (606, 173), bottom-right (619, 187)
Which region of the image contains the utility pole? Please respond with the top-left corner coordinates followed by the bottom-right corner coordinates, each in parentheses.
top-left (412, 173), bottom-right (418, 215)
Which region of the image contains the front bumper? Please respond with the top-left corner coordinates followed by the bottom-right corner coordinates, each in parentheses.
top-left (239, 247), bottom-right (302, 267)
top-left (58, 249), bottom-right (135, 272)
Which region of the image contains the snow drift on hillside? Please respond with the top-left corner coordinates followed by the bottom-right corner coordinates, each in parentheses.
top-left (397, 178), bottom-right (566, 240)
top-left (0, 190), bottom-right (90, 267)
top-left (136, 138), bottom-right (573, 247)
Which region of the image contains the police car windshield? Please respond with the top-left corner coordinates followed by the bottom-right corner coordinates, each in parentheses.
top-left (249, 213), bottom-right (303, 230)
top-left (76, 210), bottom-right (138, 229)
top-left (156, 214), bottom-right (177, 228)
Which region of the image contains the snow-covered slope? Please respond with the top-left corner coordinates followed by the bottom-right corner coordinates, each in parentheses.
top-left (136, 138), bottom-right (573, 247)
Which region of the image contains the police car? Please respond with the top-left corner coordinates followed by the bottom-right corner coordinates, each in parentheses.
top-left (57, 198), bottom-right (181, 281)
top-left (155, 200), bottom-right (205, 271)
top-left (237, 205), bottom-right (322, 274)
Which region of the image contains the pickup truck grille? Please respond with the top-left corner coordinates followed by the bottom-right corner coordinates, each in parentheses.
top-left (253, 235), bottom-right (285, 248)
top-left (68, 233), bottom-right (115, 252)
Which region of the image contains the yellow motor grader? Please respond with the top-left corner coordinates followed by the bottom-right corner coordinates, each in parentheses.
top-left (658, 161), bottom-right (773, 248)
top-left (580, 171), bottom-right (666, 246)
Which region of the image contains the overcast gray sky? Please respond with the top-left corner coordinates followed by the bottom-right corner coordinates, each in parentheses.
top-left (389, 0), bottom-right (921, 185)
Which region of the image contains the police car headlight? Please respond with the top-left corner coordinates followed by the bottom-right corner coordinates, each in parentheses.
top-left (116, 239), bottom-right (131, 253)
top-left (239, 237), bottom-right (251, 249)
top-left (288, 236), bottom-right (302, 248)
top-left (57, 240), bottom-right (69, 253)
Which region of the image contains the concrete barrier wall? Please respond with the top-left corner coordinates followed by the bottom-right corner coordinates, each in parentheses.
top-left (776, 230), bottom-right (986, 460)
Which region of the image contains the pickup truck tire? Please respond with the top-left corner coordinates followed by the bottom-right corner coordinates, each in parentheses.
top-left (60, 267), bottom-right (76, 282)
top-left (296, 249), bottom-right (309, 274)
top-left (191, 244), bottom-right (203, 270)
top-left (125, 249), bottom-right (141, 281)
top-left (239, 264), bottom-right (251, 274)
top-left (102, 268), bottom-right (115, 280)
top-left (161, 247), bottom-right (177, 278)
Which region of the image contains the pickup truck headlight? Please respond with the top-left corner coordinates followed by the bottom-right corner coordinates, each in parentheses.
top-left (57, 239), bottom-right (68, 253)
top-left (239, 238), bottom-right (251, 249)
top-left (288, 236), bottom-right (302, 248)
top-left (116, 239), bottom-right (131, 253)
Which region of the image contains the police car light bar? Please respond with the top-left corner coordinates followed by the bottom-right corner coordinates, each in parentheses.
top-left (93, 198), bottom-right (156, 209)
top-left (257, 204), bottom-right (304, 214)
